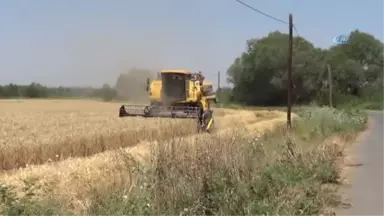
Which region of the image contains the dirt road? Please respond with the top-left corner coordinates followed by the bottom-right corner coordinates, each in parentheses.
top-left (337, 111), bottom-right (383, 215)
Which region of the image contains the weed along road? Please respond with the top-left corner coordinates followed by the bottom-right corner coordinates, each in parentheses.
top-left (338, 111), bottom-right (383, 215)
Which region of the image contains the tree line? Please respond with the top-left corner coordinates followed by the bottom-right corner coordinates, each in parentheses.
top-left (0, 82), bottom-right (117, 101)
top-left (1, 29), bottom-right (382, 108)
top-left (0, 67), bottom-right (156, 102)
top-left (221, 30), bottom-right (383, 109)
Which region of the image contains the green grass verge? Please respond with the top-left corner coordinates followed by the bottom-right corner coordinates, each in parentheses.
top-left (0, 107), bottom-right (368, 215)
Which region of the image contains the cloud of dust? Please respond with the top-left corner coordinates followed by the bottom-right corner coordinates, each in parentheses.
top-left (115, 68), bottom-right (157, 104)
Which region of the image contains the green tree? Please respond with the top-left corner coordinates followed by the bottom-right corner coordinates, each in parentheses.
top-left (3, 83), bottom-right (21, 98)
top-left (217, 87), bottom-right (234, 104)
top-left (343, 30), bottom-right (383, 67)
top-left (100, 84), bottom-right (117, 101)
top-left (227, 31), bottom-right (325, 106)
top-left (323, 30), bottom-right (383, 105)
top-left (24, 82), bottom-right (48, 98)
top-left (227, 29), bottom-right (383, 107)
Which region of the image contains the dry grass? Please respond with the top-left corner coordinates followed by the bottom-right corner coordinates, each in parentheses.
top-left (0, 99), bottom-right (287, 213)
top-left (0, 104), bottom-right (367, 215)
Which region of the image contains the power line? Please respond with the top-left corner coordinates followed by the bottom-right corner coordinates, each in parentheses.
top-left (235, 0), bottom-right (288, 25)
top-left (234, 0), bottom-right (297, 129)
top-left (293, 24), bottom-right (299, 36)
top-left (235, 0), bottom-right (301, 37)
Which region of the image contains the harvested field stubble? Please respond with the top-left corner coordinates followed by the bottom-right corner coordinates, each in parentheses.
top-left (0, 99), bottom-right (280, 171)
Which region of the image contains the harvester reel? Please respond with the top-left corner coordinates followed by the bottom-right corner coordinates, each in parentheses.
top-left (119, 104), bottom-right (214, 133)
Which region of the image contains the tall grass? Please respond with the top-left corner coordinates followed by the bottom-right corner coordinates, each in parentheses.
top-left (87, 107), bottom-right (366, 215)
top-left (0, 107), bottom-right (367, 215)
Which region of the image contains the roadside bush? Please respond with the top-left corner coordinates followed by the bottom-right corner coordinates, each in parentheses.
top-left (0, 178), bottom-right (67, 215)
top-left (86, 107), bottom-right (367, 215)
top-left (294, 107), bottom-right (367, 140)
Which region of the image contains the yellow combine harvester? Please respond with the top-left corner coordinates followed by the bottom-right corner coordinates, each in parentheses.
top-left (119, 69), bottom-right (216, 132)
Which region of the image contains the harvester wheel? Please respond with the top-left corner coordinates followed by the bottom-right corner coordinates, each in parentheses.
top-left (171, 107), bottom-right (176, 118)
top-left (119, 105), bottom-right (127, 117)
top-left (202, 110), bottom-right (214, 133)
top-left (143, 106), bottom-right (151, 117)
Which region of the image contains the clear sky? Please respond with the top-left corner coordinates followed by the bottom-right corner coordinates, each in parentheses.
top-left (0, 0), bottom-right (383, 88)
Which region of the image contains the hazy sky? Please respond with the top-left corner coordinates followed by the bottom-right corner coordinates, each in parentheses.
top-left (0, 0), bottom-right (383, 88)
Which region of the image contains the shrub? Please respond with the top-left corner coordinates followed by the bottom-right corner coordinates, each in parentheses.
top-left (0, 178), bottom-right (67, 215)
top-left (86, 107), bottom-right (367, 215)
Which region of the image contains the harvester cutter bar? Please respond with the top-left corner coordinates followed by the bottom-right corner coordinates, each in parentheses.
top-left (119, 105), bottom-right (200, 119)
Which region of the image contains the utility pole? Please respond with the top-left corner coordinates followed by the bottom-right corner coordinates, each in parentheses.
top-left (217, 71), bottom-right (221, 108)
top-left (327, 64), bottom-right (333, 108)
top-left (287, 13), bottom-right (293, 130)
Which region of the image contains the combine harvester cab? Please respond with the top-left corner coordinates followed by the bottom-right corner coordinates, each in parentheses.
top-left (119, 69), bottom-right (216, 132)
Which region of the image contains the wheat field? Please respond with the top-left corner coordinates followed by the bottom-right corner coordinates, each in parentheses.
top-left (0, 99), bottom-right (288, 213)
top-left (0, 99), bottom-right (203, 170)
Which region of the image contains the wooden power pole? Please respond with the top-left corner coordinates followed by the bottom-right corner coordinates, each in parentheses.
top-left (327, 64), bottom-right (333, 108)
top-left (287, 14), bottom-right (293, 129)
